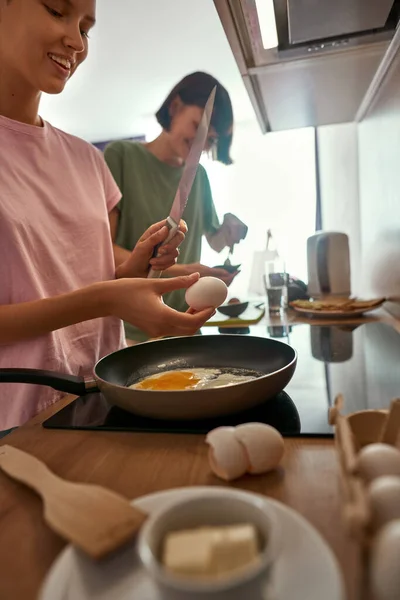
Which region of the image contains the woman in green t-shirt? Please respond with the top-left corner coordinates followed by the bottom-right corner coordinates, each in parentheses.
top-left (105, 72), bottom-right (247, 342)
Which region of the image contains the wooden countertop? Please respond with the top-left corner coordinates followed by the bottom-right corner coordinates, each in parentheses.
top-left (0, 393), bottom-right (363, 600)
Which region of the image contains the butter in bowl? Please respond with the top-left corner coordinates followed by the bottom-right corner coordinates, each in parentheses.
top-left (137, 488), bottom-right (280, 600)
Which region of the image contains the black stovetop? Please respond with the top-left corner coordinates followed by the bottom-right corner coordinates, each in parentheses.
top-left (43, 390), bottom-right (306, 437)
top-left (42, 320), bottom-right (400, 437)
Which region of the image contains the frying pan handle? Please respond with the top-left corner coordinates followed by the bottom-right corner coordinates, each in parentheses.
top-left (0, 369), bottom-right (98, 396)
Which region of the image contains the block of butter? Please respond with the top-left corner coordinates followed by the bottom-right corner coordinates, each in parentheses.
top-left (162, 524), bottom-right (260, 579)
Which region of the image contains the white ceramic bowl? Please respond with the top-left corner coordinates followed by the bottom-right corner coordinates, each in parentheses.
top-left (137, 487), bottom-right (280, 600)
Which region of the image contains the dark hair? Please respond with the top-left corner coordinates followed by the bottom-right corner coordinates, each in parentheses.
top-left (156, 71), bottom-right (234, 165)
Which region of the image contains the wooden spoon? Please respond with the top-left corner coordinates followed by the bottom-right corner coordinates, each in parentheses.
top-left (0, 445), bottom-right (147, 560)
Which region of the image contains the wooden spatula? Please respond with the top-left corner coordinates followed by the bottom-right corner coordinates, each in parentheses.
top-left (0, 445), bottom-right (147, 559)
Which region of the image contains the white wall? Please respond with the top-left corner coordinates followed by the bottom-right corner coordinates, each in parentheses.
top-left (358, 49), bottom-right (400, 318)
top-left (200, 120), bottom-right (317, 298)
top-left (317, 49), bottom-right (400, 319)
top-left (316, 123), bottom-right (362, 293)
top-left (39, 0), bottom-right (254, 141)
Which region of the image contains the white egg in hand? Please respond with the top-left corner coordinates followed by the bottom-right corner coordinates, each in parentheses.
top-left (185, 276), bottom-right (228, 311)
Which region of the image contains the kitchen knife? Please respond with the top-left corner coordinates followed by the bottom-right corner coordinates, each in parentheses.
top-left (148, 86), bottom-right (216, 278)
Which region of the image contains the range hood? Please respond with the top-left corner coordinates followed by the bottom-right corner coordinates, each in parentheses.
top-left (286, 0), bottom-right (394, 46)
top-left (214, 0), bottom-right (400, 131)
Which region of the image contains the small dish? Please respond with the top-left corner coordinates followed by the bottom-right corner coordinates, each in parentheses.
top-left (137, 488), bottom-right (279, 600)
top-left (213, 264), bottom-right (241, 274)
top-left (290, 297), bottom-right (385, 319)
top-left (217, 301), bottom-right (249, 318)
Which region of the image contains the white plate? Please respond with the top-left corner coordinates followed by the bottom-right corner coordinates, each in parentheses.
top-left (39, 486), bottom-right (346, 600)
top-left (291, 302), bottom-right (384, 319)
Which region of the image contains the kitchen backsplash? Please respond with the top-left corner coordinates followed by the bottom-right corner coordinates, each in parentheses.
top-left (358, 51), bottom-right (400, 318)
top-left (316, 60), bottom-right (400, 318)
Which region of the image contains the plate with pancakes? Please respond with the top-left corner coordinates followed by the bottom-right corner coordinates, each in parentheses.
top-left (290, 297), bottom-right (385, 319)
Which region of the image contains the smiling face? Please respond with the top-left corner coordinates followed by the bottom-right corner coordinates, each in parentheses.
top-left (166, 97), bottom-right (218, 162)
top-left (0, 0), bottom-right (96, 94)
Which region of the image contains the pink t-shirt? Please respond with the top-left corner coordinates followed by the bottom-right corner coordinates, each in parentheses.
top-left (0, 115), bottom-right (125, 429)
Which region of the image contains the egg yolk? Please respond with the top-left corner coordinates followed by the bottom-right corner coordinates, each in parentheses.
top-left (136, 371), bottom-right (201, 391)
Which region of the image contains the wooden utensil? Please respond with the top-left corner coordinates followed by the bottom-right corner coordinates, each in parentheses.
top-left (329, 395), bottom-right (370, 538)
top-left (380, 398), bottom-right (400, 445)
top-left (331, 395), bottom-right (400, 546)
top-left (0, 445), bottom-right (147, 559)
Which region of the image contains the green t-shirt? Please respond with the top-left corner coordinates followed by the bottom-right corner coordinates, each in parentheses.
top-left (104, 141), bottom-right (220, 341)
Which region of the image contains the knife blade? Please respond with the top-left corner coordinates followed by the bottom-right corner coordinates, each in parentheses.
top-left (148, 86), bottom-right (216, 278)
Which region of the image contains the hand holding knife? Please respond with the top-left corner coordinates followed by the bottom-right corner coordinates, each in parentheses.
top-left (148, 87), bottom-right (216, 278)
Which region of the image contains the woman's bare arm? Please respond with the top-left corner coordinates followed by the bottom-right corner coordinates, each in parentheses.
top-left (0, 283), bottom-right (108, 345)
top-left (0, 275), bottom-right (215, 345)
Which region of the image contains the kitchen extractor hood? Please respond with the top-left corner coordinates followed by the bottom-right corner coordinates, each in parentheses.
top-left (286, 0), bottom-right (394, 46)
top-left (213, 0), bottom-right (400, 131)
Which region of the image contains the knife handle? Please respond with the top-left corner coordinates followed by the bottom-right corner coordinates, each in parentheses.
top-left (148, 267), bottom-right (162, 279)
top-left (148, 217), bottom-right (179, 279)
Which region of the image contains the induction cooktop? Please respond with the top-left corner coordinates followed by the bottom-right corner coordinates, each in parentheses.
top-left (42, 320), bottom-right (400, 437)
top-left (43, 390), bottom-right (307, 437)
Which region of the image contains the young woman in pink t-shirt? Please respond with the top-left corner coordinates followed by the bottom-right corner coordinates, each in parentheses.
top-left (0, 0), bottom-right (215, 430)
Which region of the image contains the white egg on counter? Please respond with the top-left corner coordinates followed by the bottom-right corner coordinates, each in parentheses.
top-left (185, 277), bottom-right (228, 311)
top-left (206, 422), bottom-right (284, 481)
top-left (370, 519), bottom-right (400, 600)
top-left (368, 476), bottom-right (400, 530)
top-left (206, 427), bottom-right (249, 481)
top-left (353, 443), bottom-right (400, 483)
top-left (234, 423), bottom-right (285, 474)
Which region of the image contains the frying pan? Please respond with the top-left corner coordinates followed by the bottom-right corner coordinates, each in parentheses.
top-left (0, 335), bottom-right (297, 421)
